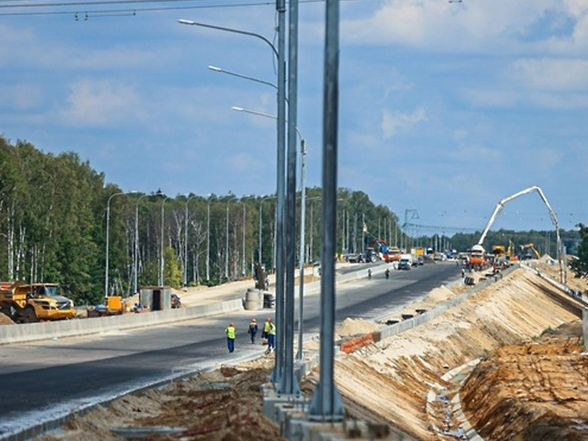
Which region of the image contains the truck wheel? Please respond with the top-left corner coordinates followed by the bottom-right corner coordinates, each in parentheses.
top-left (22, 306), bottom-right (38, 323)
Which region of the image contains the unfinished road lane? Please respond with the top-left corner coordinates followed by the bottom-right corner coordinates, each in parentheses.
top-left (0, 261), bottom-right (461, 439)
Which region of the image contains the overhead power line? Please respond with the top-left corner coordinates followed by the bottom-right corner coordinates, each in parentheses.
top-left (0, 0), bottom-right (332, 16)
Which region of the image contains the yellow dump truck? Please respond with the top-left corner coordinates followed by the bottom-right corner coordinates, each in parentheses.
top-left (0, 281), bottom-right (76, 323)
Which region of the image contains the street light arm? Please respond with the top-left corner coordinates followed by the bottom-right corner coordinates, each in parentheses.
top-left (208, 65), bottom-right (278, 91)
top-left (232, 106), bottom-right (303, 143)
top-left (178, 19), bottom-right (278, 59)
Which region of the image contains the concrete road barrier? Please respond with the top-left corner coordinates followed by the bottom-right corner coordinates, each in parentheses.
top-left (0, 299), bottom-right (243, 345)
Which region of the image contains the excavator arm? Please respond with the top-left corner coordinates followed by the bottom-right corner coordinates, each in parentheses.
top-left (520, 243), bottom-right (541, 260)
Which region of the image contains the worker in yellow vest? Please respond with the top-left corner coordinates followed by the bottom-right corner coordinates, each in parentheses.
top-left (225, 322), bottom-right (236, 353)
top-left (264, 317), bottom-right (276, 354)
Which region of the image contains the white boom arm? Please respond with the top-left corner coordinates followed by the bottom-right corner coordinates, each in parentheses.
top-left (476, 185), bottom-right (566, 284)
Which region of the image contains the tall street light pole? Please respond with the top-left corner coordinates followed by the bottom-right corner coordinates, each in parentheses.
top-left (296, 138), bottom-right (306, 360)
top-left (258, 198), bottom-right (263, 265)
top-left (184, 195), bottom-right (197, 287)
top-left (282, 0), bottom-right (300, 395)
top-left (134, 194), bottom-right (149, 295)
top-left (179, 18), bottom-right (288, 386)
top-left (206, 195), bottom-right (211, 282)
top-left (242, 202), bottom-right (247, 277)
top-left (225, 199), bottom-right (230, 281)
top-left (232, 106), bottom-right (307, 362)
top-left (309, 0), bottom-right (345, 421)
top-left (159, 197), bottom-right (169, 286)
top-left (105, 191), bottom-right (125, 298)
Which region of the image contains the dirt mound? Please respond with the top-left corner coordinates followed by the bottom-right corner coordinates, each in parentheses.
top-left (461, 322), bottom-right (588, 441)
top-left (336, 317), bottom-right (381, 337)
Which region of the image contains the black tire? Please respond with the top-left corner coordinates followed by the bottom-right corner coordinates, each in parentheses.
top-left (22, 306), bottom-right (38, 323)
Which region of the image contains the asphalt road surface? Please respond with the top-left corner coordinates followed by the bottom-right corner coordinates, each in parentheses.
top-left (0, 261), bottom-right (461, 438)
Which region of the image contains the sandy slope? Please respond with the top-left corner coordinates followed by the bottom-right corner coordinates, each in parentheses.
top-left (304, 265), bottom-right (587, 441)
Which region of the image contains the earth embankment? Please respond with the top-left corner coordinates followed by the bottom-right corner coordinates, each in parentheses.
top-left (303, 265), bottom-right (586, 440)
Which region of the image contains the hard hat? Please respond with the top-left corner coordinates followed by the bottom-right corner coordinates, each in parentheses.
top-left (252, 318), bottom-right (256, 322)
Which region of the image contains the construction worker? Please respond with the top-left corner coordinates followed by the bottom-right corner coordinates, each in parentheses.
top-left (264, 317), bottom-right (276, 353)
top-left (248, 318), bottom-right (258, 344)
top-left (225, 322), bottom-right (236, 353)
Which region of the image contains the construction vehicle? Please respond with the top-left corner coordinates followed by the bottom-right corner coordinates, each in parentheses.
top-left (492, 245), bottom-right (506, 257)
top-left (520, 243), bottom-right (541, 260)
top-left (0, 281), bottom-right (76, 323)
top-left (469, 244), bottom-right (486, 270)
top-left (507, 240), bottom-right (519, 262)
top-left (383, 246), bottom-right (401, 263)
top-left (473, 186), bottom-right (565, 282)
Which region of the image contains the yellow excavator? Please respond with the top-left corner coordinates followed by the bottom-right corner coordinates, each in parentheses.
top-left (520, 243), bottom-right (541, 260)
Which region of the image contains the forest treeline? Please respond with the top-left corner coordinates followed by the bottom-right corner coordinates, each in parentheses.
top-left (0, 138), bottom-right (406, 305)
top-left (0, 137), bottom-right (580, 305)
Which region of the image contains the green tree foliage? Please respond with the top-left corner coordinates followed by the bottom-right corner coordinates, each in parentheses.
top-left (163, 246), bottom-right (182, 289)
top-left (3, 136), bottom-right (579, 306)
top-left (570, 224), bottom-right (588, 283)
top-left (0, 138), bottom-right (108, 304)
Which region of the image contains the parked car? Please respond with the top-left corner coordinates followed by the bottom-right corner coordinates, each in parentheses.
top-left (417, 256), bottom-right (425, 265)
top-left (346, 253), bottom-right (364, 263)
top-left (398, 258), bottom-right (412, 270)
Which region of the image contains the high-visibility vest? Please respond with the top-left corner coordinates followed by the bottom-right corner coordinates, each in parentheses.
top-left (225, 326), bottom-right (236, 339)
top-left (268, 323), bottom-right (276, 336)
top-left (264, 321), bottom-right (272, 333)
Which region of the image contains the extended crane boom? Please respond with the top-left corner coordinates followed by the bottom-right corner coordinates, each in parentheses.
top-left (476, 186), bottom-right (566, 284)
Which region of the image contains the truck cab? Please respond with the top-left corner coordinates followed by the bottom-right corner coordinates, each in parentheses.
top-left (0, 282), bottom-right (75, 323)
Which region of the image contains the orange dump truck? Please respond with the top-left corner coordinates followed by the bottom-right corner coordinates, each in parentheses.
top-left (0, 281), bottom-right (76, 323)
top-left (469, 245), bottom-right (486, 269)
top-left (383, 247), bottom-right (401, 262)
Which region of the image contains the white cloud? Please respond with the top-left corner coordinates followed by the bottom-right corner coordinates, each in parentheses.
top-left (508, 57), bottom-right (588, 91)
top-left (381, 107), bottom-right (427, 138)
top-left (341, 0), bottom-right (588, 54)
top-left (56, 79), bottom-right (142, 127)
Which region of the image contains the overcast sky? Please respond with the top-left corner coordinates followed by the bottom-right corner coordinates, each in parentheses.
top-left (1, 0), bottom-right (586, 234)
